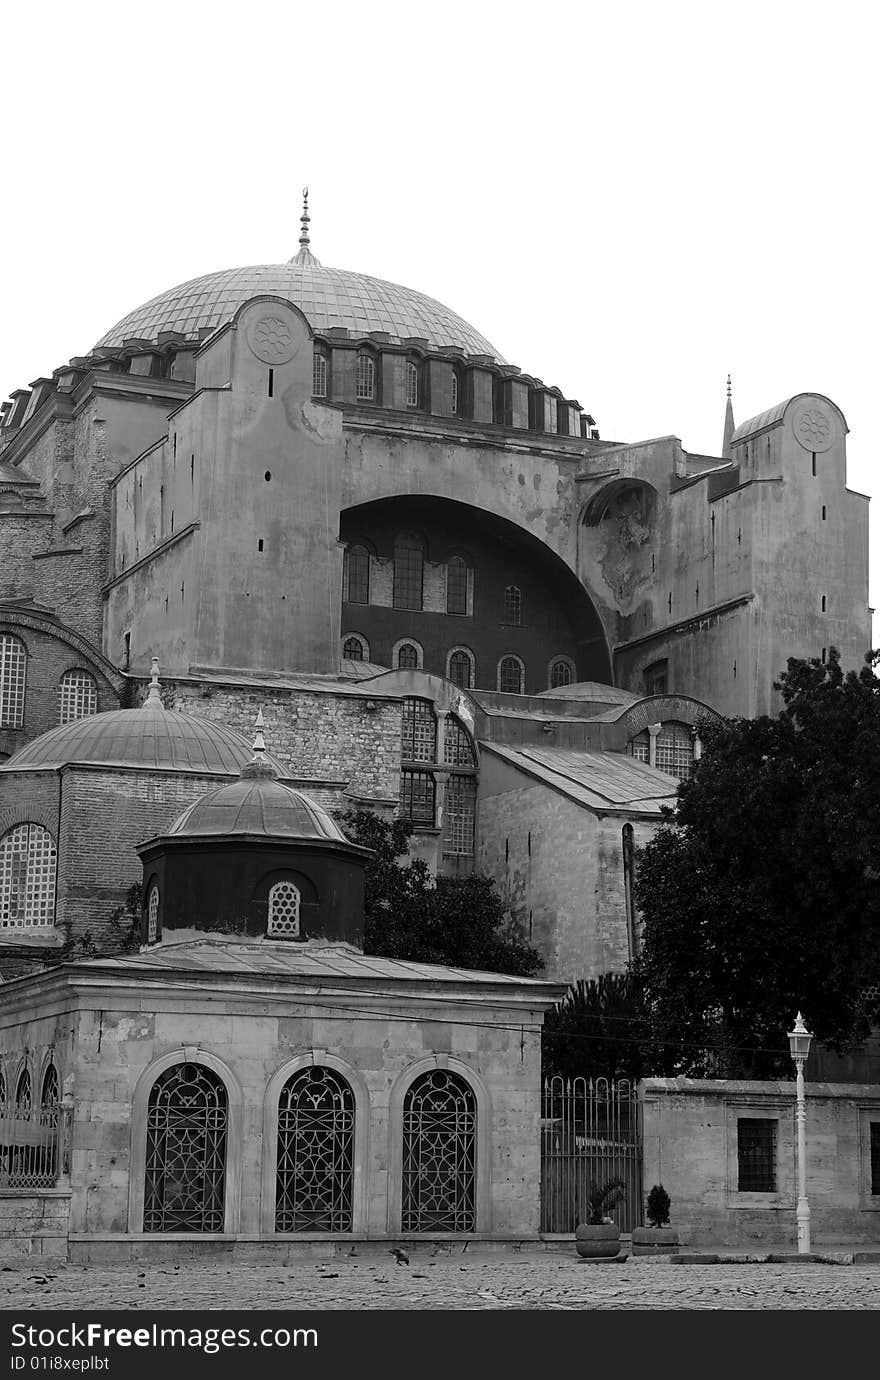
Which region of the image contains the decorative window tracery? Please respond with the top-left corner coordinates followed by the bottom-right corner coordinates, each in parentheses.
top-left (447, 648), bottom-right (474, 689)
top-left (275, 1067), bottom-right (355, 1232)
top-left (59, 669), bottom-right (98, 725)
top-left (147, 885), bottom-right (160, 944)
top-left (0, 635), bottom-right (26, 729)
top-left (0, 824), bottom-right (57, 929)
top-left (15, 1068), bottom-right (31, 1120)
top-left (143, 1063), bottom-right (228, 1233)
top-left (498, 655), bottom-right (524, 695)
top-left (402, 1070), bottom-right (476, 1232)
top-left (267, 880), bottom-right (301, 938)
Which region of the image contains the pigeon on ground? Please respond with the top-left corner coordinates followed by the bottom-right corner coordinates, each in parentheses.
top-left (390, 1248), bottom-right (409, 1265)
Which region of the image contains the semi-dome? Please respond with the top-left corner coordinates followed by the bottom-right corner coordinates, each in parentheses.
top-left (94, 200), bottom-right (504, 361)
top-left (168, 776), bottom-right (346, 843)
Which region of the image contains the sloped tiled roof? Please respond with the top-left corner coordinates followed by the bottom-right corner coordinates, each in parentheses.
top-left (482, 742), bottom-right (678, 814)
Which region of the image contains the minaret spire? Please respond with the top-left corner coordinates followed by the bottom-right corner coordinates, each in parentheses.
top-left (288, 185), bottom-right (322, 268)
top-left (143, 657), bottom-right (164, 710)
top-left (722, 373), bottom-right (735, 460)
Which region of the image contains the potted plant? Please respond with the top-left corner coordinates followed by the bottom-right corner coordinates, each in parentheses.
top-left (632, 1184), bottom-right (680, 1255)
top-left (574, 1178), bottom-right (625, 1260)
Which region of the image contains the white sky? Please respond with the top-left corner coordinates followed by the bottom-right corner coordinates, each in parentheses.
top-left (2, 0), bottom-right (877, 644)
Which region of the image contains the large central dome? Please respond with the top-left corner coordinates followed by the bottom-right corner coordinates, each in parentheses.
top-left (95, 230), bottom-right (505, 361)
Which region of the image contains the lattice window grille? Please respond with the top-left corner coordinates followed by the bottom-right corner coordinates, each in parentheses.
top-left (0, 823), bottom-right (57, 928)
top-left (275, 1067), bottom-right (355, 1232)
top-left (737, 1118), bottom-right (777, 1192)
top-left (40, 1064), bottom-right (59, 1128)
top-left (442, 776), bottom-right (476, 857)
top-left (15, 1069), bottom-right (31, 1120)
top-left (447, 650), bottom-right (474, 689)
top-left (393, 536), bottom-right (424, 611)
top-left (59, 669), bottom-right (98, 725)
top-left (549, 659), bottom-right (573, 690)
top-left (499, 656), bottom-right (524, 694)
top-left (502, 585), bottom-right (522, 625)
top-left (356, 353), bottom-right (375, 400)
top-left (655, 723), bottom-right (694, 779)
top-left (402, 1070), bottom-right (476, 1232)
top-left (627, 733), bottom-right (650, 764)
top-left (0, 635), bottom-right (26, 729)
top-left (446, 557), bottom-right (468, 615)
top-left (406, 360), bottom-right (419, 407)
top-left (313, 351), bottom-right (328, 398)
top-left (344, 546), bottom-right (370, 604)
top-left (343, 636), bottom-right (367, 662)
top-left (402, 698), bottom-right (436, 762)
top-left (143, 1063), bottom-right (228, 1233)
top-left (147, 885), bottom-right (159, 943)
top-left (396, 643), bottom-right (419, 671)
top-left (443, 718), bottom-right (476, 768)
top-left (451, 372), bottom-right (459, 416)
top-left (268, 881), bottom-right (301, 938)
top-left (400, 770), bottom-right (435, 825)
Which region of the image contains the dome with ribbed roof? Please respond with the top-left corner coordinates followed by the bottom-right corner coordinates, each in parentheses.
top-left (167, 775), bottom-right (345, 842)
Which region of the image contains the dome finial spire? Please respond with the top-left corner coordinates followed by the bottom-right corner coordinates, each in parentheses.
top-left (143, 657), bottom-right (164, 711)
top-left (722, 373), bottom-right (736, 460)
top-left (299, 187), bottom-right (310, 250)
top-left (241, 707), bottom-right (278, 780)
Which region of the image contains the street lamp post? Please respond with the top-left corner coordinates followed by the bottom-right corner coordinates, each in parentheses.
top-left (787, 1012), bottom-right (813, 1255)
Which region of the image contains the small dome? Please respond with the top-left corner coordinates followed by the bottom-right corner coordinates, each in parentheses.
top-left (1, 705), bottom-right (286, 776)
top-left (168, 777), bottom-right (346, 842)
top-left (94, 260), bottom-right (504, 360)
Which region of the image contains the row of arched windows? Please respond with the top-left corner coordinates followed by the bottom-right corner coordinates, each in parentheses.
top-left (399, 700), bottom-right (477, 855)
top-left (145, 878), bottom-right (306, 946)
top-left (0, 822), bottom-right (57, 928)
top-left (140, 1059), bottom-right (477, 1235)
top-left (0, 635), bottom-right (99, 730)
top-left (344, 542), bottom-right (481, 618)
top-left (312, 351), bottom-right (462, 416)
top-left (0, 1060), bottom-right (58, 1120)
top-left (626, 721), bottom-right (697, 780)
top-left (341, 635), bottom-right (575, 694)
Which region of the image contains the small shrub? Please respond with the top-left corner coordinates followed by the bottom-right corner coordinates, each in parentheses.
top-left (586, 1178), bottom-right (625, 1226)
top-left (646, 1183), bottom-right (671, 1227)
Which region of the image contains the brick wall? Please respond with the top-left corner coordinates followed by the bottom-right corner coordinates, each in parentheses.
top-left (0, 623), bottom-right (120, 761)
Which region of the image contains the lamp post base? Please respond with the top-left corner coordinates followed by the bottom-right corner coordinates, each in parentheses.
top-left (796, 1198), bottom-right (811, 1255)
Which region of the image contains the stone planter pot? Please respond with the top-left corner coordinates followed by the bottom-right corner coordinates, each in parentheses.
top-left (631, 1226), bottom-right (680, 1256)
top-left (575, 1223), bottom-right (621, 1260)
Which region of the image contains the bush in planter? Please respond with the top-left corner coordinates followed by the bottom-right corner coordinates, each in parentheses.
top-left (575, 1179), bottom-right (626, 1260)
top-left (633, 1183), bottom-right (679, 1256)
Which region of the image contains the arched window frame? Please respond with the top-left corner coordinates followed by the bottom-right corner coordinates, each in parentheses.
top-left (445, 554), bottom-right (470, 616)
top-left (312, 348), bottom-right (329, 399)
top-left (393, 639), bottom-right (423, 671)
top-left (0, 634), bottom-right (27, 729)
top-left (405, 358), bottom-right (421, 408)
top-left (497, 654), bottom-right (525, 695)
top-left (267, 880), bottom-right (301, 938)
top-left (655, 721), bottom-right (695, 780)
top-left (502, 585), bottom-right (522, 626)
top-left (0, 822), bottom-right (58, 929)
top-left (393, 533), bottom-right (424, 612)
top-left (446, 646), bottom-right (475, 690)
top-left (15, 1067), bottom-right (32, 1119)
top-left (356, 350), bottom-right (376, 401)
top-left (58, 668), bottom-right (98, 726)
top-left (272, 1065), bottom-right (355, 1232)
top-left (627, 729), bottom-right (650, 764)
top-left (129, 1052), bottom-right (242, 1236)
top-left (342, 633), bottom-right (370, 663)
top-left (39, 1061), bottom-right (59, 1128)
top-left (548, 656), bottom-right (575, 691)
top-left (442, 715), bottom-right (478, 858)
top-left (450, 368), bottom-right (460, 417)
top-left (343, 544), bottom-right (371, 605)
top-left (146, 882), bottom-right (160, 944)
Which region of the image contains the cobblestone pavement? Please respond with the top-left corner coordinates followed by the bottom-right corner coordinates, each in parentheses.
top-left (0, 1253), bottom-right (878, 1310)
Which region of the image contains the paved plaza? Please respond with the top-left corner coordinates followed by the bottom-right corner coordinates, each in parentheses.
top-left (0, 1250), bottom-right (878, 1310)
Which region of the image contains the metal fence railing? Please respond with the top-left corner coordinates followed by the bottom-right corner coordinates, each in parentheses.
top-left (0, 1103), bottom-right (69, 1191)
top-left (541, 1076), bottom-right (643, 1234)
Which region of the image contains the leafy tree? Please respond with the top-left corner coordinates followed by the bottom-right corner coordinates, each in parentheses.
top-left (336, 809), bottom-right (542, 977)
top-left (542, 973), bottom-right (645, 1080)
top-left (632, 649), bottom-right (880, 1077)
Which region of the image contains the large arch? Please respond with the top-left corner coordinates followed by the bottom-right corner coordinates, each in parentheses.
top-left (340, 495), bottom-right (612, 688)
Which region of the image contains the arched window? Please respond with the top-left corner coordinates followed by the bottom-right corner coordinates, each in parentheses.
top-left (447, 647), bottom-right (474, 689)
top-left (267, 880), bottom-right (301, 938)
top-left (498, 655), bottom-right (524, 695)
top-left (627, 730), bottom-right (650, 764)
top-left (502, 585), bottom-right (522, 626)
top-left (393, 534), bottom-right (424, 611)
top-left (0, 634), bottom-right (27, 729)
top-left (342, 634), bottom-right (369, 662)
top-left (402, 1070), bottom-right (476, 1231)
top-left (39, 1064), bottom-right (59, 1124)
top-left (146, 884), bottom-right (160, 944)
top-left (143, 1063), bottom-right (228, 1233)
top-left (343, 545), bottom-right (371, 605)
top-left (0, 823), bottom-right (57, 928)
top-left (15, 1068), bottom-right (31, 1119)
top-left (356, 352), bottom-right (375, 401)
top-left (442, 717), bottom-right (477, 857)
top-left (656, 722), bottom-right (694, 780)
top-left (446, 555), bottom-right (468, 616)
top-left (405, 359), bottom-right (420, 408)
top-left (275, 1066), bottom-right (355, 1232)
top-left (312, 349), bottom-right (328, 398)
top-left (59, 668), bottom-right (98, 725)
top-left (451, 370), bottom-right (460, 416)
top-left (396, 642), bottom-right (421, 671)
top-left (0, 1068), bottom-right (6, 1108)
top-left (401, 698), bottom-right (436, 762)
top-left (548, 657), bottom-right (574, 690)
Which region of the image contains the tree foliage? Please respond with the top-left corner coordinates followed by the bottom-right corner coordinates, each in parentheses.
top-left (542, 973), bottom-right (645, 1080)
top-left (336, 809), bottom-right (543, 977)
top-left (632, 649), bottom-right (880, 1077)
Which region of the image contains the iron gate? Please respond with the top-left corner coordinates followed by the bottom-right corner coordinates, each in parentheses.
top-left (541, 1076), bottom-right (643, 1233)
